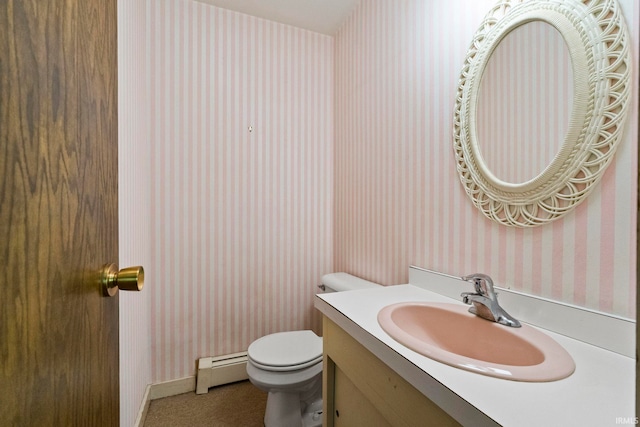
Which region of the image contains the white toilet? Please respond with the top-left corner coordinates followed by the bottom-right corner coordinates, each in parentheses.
top-left (246, 272), bottom-right (381, 427)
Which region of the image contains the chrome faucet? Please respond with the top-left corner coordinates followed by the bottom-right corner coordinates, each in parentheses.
top-left (460, 273), bottom-right (521, 328)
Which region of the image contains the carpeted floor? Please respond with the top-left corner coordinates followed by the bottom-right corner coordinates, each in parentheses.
top-left (143, 380), bottom-right (267, 427)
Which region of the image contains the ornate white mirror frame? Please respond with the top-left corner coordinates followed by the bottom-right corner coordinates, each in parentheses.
top-left (453, 0), bottom-right (632, 227)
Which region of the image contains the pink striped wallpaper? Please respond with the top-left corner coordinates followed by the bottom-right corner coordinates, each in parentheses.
top-left (118, 0), bottom-right (152, 425)
top-left (118, 0), bottom-right (333, 423)
top-left (147, 0), bottom-right (334, 382)
top-left (334, 0), bottom-right (638, 317)
top-left (118, 1), bottom-right (638, 424)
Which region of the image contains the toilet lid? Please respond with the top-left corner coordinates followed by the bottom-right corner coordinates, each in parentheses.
top-left (248, 330), bottom-right (322, 372)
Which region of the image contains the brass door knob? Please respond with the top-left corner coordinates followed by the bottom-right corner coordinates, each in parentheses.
top-left (101, 263), bottom-right (144, 297)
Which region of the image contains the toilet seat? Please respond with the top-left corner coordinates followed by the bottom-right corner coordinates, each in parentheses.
top-left (248, 330), bottom-right (322, 372)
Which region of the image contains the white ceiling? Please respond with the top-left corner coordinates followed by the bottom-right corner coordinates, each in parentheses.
top-left (193, 0), bottom-right (361, 35)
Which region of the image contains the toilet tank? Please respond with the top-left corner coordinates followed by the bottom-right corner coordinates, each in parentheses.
top-left (320, 272), bottom-right (381, 293)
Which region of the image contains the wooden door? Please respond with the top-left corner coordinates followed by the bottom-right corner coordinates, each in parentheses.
top-left (0, 0), bottom-right (119, 425)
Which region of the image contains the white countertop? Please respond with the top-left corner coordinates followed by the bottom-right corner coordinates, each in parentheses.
top-left (315, 284), bottom-right (635, 427)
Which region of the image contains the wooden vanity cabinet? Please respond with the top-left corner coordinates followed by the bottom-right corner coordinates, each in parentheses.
top-left (322, 317), bottom-right (461, 427)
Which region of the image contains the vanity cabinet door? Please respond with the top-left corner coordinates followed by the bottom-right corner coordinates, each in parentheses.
top-left (322, 317), bottom-right (461, 427)
top-left (333, 365), bottom-right (392, 427)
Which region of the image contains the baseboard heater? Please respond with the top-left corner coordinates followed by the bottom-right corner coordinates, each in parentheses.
top-left (195, 351), bottom-right (249, 395)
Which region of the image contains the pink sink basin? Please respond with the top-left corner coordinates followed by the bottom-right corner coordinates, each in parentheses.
top-left (377, 302), bottom-right (575, 382)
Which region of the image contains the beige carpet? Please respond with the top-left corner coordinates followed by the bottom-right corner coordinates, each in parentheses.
top-left (144, 380), bottom-right (267, 427)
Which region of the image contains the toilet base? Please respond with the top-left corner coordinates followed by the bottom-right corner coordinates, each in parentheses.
top-left (260, 370), bottom-right (322, 427)
top-left (247, 357), bottom-right (323, 427)
top-left (264, 391), bottom-right (322, 427)
top-left (301, 398), bottom-right (323, 427)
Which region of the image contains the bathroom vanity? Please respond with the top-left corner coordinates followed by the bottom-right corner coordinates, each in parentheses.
top-left (322, 316), bottom-right (460, 426)
top-left (315, 267), bottom-right (635, 427)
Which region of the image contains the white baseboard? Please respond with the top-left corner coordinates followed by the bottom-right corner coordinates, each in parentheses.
top-left (136, 352), bottom-right (250, 425)
top-left (133, 384), bottom-right (151, 427)
top-left (135, 377), bottom-right (195, 427)
top-left (149, 376), bottom-right (197, 400)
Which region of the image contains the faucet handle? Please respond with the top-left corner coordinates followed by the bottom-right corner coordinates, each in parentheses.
top-left (462, 273), bottom-right (491, 295)
top-left (460, 292), bottom-right (474, 304)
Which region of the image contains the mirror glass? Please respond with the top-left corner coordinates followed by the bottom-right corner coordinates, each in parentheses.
top-left (475, 21), bottom-right (573, 185)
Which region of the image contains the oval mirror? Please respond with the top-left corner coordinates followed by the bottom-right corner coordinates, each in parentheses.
top-left (452, 0), bottom-right (632, 227)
